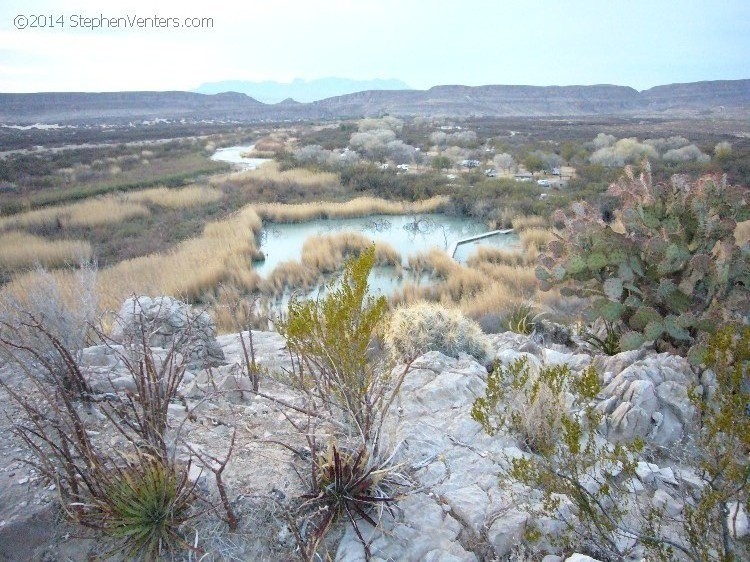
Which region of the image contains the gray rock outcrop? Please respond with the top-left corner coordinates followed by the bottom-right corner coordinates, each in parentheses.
top-left (112, 296), bottom-right (225, 368)
top-left (595, 351), bottom-right (699, 446)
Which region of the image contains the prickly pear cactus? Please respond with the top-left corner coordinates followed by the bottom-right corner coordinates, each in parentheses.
top-left (537, 162), bottom-right (749, 361)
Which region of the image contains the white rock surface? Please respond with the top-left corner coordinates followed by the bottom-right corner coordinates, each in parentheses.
top-left (597, 352), bottom-right (698, 446)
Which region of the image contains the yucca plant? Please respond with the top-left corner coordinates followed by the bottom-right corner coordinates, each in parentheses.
top-left (506, 302), bottom-right (537, 335)
top-left (85, 454), bottom-right (197, 561)
top-left (300, 440), bottom-right (405, 558)
top-left (580, 320), bottom-right (622, 356)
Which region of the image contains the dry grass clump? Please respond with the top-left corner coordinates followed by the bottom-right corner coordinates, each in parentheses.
top-left (126, 185), bottom-right (223, 208)
top-left (263, 260), bottom-right (321, 296)
top-left (254, 196), bottom-right (448, 223)
top-left (736, 220), bottom-right (750, 246)
top-left (519, 228), bottom-right (553, 253)
top-left (384, 301), bottom-right (493, 362)
top-left (466, 246), bottom-right (527, 267)
top-left (0, 231), bottom-right (92, 271)
top-left (473, 262), bottom-right (538, 291)
top-left (66, 199), bottom-right (150, 228)
top-left (512, 215), bottom-right (549, 232)
top-left (397, 241), bottom-right (547, 332)
top-left (0, 197), bottom-right (150, 230)
top-left (301, 233), bottom-right (401, 273)
top-left (408, 248), bottom-right (459, 279)
top-left (261, 234), bottom-right (401, 297)
top-left (237, 161), bottom-right (339, 188)
top-left (251, 137), bottom-right (286, 153)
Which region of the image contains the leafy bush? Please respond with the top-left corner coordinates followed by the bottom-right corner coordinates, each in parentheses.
top-left (278, 246), bottom-right (388, 434)
top-left (274, 248), bottom-right (411, 557)
top-left (384, 301), bottom-right (492, 363)
top-left (536, 164), bottom-right (749, 361)
top-left (473, 328), bottom-right (750, 561)
top-left (472, 358), bottom-right (600, 455)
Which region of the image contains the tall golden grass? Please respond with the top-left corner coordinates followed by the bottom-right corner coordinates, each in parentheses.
top-left (93, 207), bottom-right (263, 309)
top-left (2, 207), bottom-right (263, 313)
top-left (126, 185), bottom-right (223, 208)
top-left (511, 215), bottom-right (549, 232)
top-left (466, 246), bottom-right (528, 267)
top-left (396, 236), bottom-right (548, 326)
top-left (301, 233), bottom-right (401, 272)
top-left (0, 197), bottom-right (150, 230)
top-left (519, 228), bottom-right (553, 253)
top-left (0, 232), bottom-right (92, 271)
top-left (262, 260), bottom-right (321, 297)
top-left (229, 161), bottom-right (339, 188)
top-left (261, 233), bottom-right (402, 297)
top-left (253, 196), bottom-right (448, 223)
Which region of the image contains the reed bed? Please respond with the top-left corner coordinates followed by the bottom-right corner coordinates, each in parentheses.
top-left (235, 161), bottom-right (339, 188)
top-left (2, 207), bottom-right (264, 313)
top-left (0, 232), bottom-right (92, 271)
top-left (262, 260), bottom-right (322, 297)
top-left (395, 231), bottom-right (552, 329)
top-left (511, 215), bottom-right (549, 232)
top-left (519, 228), bottom-right (554, 253)
top-left (253, 196), bottom-right (448, 223)
top-left (466, 246), bottom-right (528, 267)
top-left (93, 207), bottom-right (263, 309)
top-left (126, 185), bottom-right (223, 208)
top-left (261, 233), bottom-right (402, 297)
top-left (301, 233), bottom-right (401, 273)
top-left (0, 197), bottom-right (150, 230)
top-left (407, 248), bottom-right (460, 279)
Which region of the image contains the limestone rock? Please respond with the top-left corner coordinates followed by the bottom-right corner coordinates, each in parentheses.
top-left (112, 296), bottom-right (225, 368)
top-left (597, 352), bottom-right (697, 446)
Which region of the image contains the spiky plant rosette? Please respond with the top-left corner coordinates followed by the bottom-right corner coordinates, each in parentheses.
top-left (506, 301), bottom-right (539, 335)
top-left (80, 453), bottom-right (198, 561)
top-left (300, 440), bottom-right (407, 556)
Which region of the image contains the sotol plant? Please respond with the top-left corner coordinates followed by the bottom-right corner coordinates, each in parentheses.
top-left (536, 164), bottom-right (749, 360)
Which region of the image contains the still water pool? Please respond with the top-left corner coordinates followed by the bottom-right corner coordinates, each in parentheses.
top-left (254, 214), bottom-right (520, 298)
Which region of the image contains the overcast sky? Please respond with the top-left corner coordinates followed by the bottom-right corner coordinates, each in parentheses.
top-left (1, 0), bottom-right (748, 93)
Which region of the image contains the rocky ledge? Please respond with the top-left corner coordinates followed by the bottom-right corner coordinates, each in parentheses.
top-left (0, 323), bottom-right (745, 561)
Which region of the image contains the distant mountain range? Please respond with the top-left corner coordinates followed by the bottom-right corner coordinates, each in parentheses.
top-left (193, 77), bottom-right (411, 103)
top-left (1, 79), bottom-right (748, 125)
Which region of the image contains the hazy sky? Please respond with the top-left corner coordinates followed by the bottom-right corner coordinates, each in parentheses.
top-left (1, 0), bottom-right (748, 93)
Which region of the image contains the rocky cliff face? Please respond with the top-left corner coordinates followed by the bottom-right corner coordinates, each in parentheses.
top-left (2, 79), bottom-right (747, 124)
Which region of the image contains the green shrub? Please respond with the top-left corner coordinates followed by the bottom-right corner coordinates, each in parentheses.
top-left (474, 328), bottom-right (750, 561)
top-left (278, 246), bottom-right (388, 432)
top-left (384, 301), bottom-right (492, 363)
top-left (536, 164), bottom-right (749, 361)
top-left (472, 358), bottom-right (600, 455)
